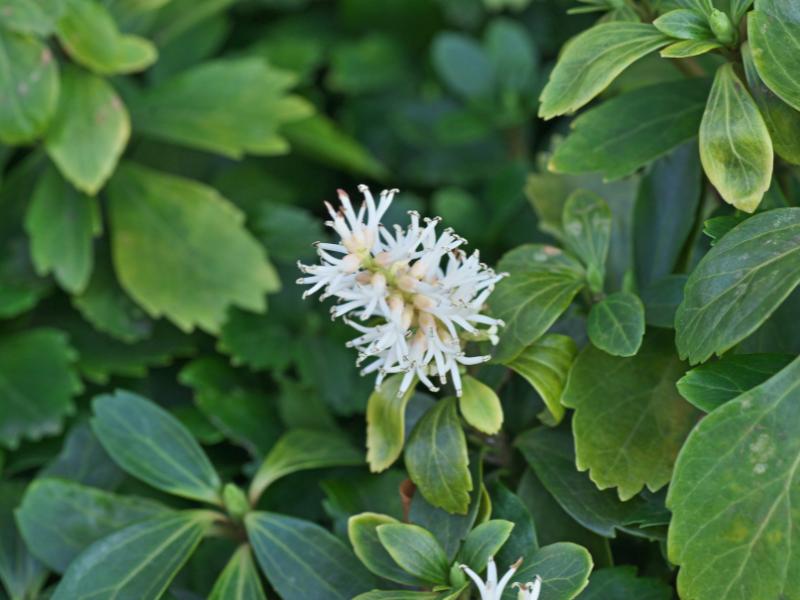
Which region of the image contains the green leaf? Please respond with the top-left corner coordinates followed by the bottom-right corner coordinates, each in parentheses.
top-left (562, 332), bottom-right (699, 500)
top-left (506, 334), bottom-right (578, 425)
top-left (456, 520), bottom-right (514, 572)
top-left (179, 357), bottom-right (282, 457)
top-left (676, 353), bottom-right (794, 412)
top-left (675, 208), bottom-right (800, 364)
top-left (131, 57), bottom-right (311, 158)
top-left (72, 250), bottom-right (153, 343)
top-left (40, 421), bottom-right (123, 489)
top-left (44, 66), bottom-right (129, 195)
top-left (405, 398), bottom-right (473, 514)
top-left (484, 17), bottom-right (538, 93)
top-left (0, 482), bottom-right (46, 600)
top-left (349, 513), bottom-right (425, 586)
top-left (562, 190), bottom-right (611, 291)
top-left (91, 390), bottom-right (223, 505)
top-left (208, 545), bottom-right (267, 600)
top-left (653, 9), bottom-right (713, 39)
top-left (489, 245), bottom-right (585, 363)
top-left (576, 566), bottom-right (672, 600)
top-left (56, 0), bottom-right (157, 75)
top-left (550, 79), bottom-right (709, 181)
top-left (0, 0), bottom-right (65, 35)
top-left (490, 485), bottom-right (538, 567)
top-left (354, 592), bottom-right (445, 600)
top-left (0, 329), bottom-right (81, 450)
top-left (24, 166), bottom-right (100, 294)
top-left (107, 162), bottom-right (279, 333)
top-left (503, 543), bottom-right (593, 600)
top-left (749, 0), bottom-right (800, 112)
top-left (0, 30), bottom-right (59, 144)
top-left (431, 32), bottom-right (494, 100)
top-left (217, 308), bottom-right (293, 372)
top-left (587, 292), bottom-right (645, 357)
top-left (249, 429), bottom-right (362, 504)
top-left (16, 478), bottom-right (168, 573)
top-left (281, 114), bottom-right (388, 180)
top-left (539, 22), bottom-right (670, 119)
top-left (667, 356), bottom-right (800, 600)
top-left (51, 511), bottom-right (215, 600)
top-left (517, 427), bottom-right (672, 536)
top-left (742, 42), bottom-right (800, 165)
top-left (639, 274), bottom-right (686, 328)
top-left (459, 376), bottom-right (503, 435)
top-left (660, 38), bottom-right (722, 58)
top-left (376, 523), bottom-right (450, 585)
top-left (699, 63), bottom-right (773, 213)
top-left (247, 511), bottom-right (376, 599)
top-left (367, 373), bottom-right (417, 473)
top-left (327, 34), bottom-right (412, 95)
top-left (633, 142), bottom-right (702, 287)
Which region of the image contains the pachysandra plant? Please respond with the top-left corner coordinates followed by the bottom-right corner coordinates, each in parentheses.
top-left (1, 0), bottom-right (800, 599)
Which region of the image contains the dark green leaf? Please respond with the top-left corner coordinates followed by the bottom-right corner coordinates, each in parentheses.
top-left (502, 543), bottom-right (593, 600)
top-left (208, 545), bottom-right (267, 600)
top-left (539, 23), bottom-right (670, 119)
top-left (249, 429), bottom-right (362, 504)
top-left (562, 190), bottom-right (611, 291)
top-left (587, 292), bottom-right (645, 357)
top-left (550, 79), bottom-right (709, 181)
top-left (667, 356), bottom-right (800, 600)
top-left (376, 523), bottom-right (450, 585)
top-left (405, 399), bottom-right (472, 514)
top-left (51, 511), bottom-right (215, 600)
top-left (675, 208), bottom-right (800, 364)
top-left (349, 513), bottom-right (424, 586)
top-left (639, 274), bottom-right (686, 328)
top-left (431, 32), bottom-right (494, 100)
top-left (576, 566), bottom-right (672, 600)
top-left (676, 353), bottom-right (794, 412)
top-left (16, 478), bottom-right (169, 573)
top-left (0, 482), bottom-right (46, 600)
top-left (489, 245), bottom-right (585, 363)
top-left (0, 329), bottom-right (81, 450)
top-left (247, 511), bottom-right (376, 599)
top-left (749, 0), bottom-right (800, 112)
top-left (654, 9), bottom-right (713, 39)
top-left (456, 520), bottom-right (514, 572)
top-left (91, 390), bottom-right (222, 505)
top-left (40, 421), bottom-right (124, 489)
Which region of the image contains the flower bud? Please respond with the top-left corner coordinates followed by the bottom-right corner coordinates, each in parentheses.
top-left (709, 9), bottom-right (736, 45)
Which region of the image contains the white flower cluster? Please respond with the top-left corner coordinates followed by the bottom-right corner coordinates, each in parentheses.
top-left (460, 557), bottom-right (542, 600)
top-left (297, 186), bottom-right (505, 397)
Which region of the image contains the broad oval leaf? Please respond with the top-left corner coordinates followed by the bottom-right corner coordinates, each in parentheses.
top-left (16, 478), bottom-right (168, 573)
top-left (749, 0), bottom-right (800, 112)
top-left (51, 511), bottom-right (215, 600)
top-left (56, 0), bottom-right (157, 75)
top-left (130, 58), bottom-right (312, 158)
top-left (348, 513), bottom-right (425, 586)
top-left (742, 41), bottom-right (800, 165)
top-left (208, 545), bottom-right (266, 600)
top-left (91, 390), bottom-right (223, 505)
top-left (699, 63), bottom-right (773, 213)
top-left (459, 375), bottom-right (503, 435)
top-left (562, 332), bottom-right (699, 499)
top-left (538, 22), bottom-right (670, 119)
top-left (0, 328), bottom-right (81, 449)
top-left (0, 29), bottom-right (59, 144)
top-left (107, 162), bottom-right (279, 333)
top-left (246, 511), bottom-right (376, 600)
top-left (405, 398), bottom-right (473, 515)
top-left (675, 208), bottom-right (800, 364)
top-left (587, 292), bottom-right (645, 357)
top-left (249, 428), bottom-right (362, 504)
top-left (376, 523), bottom-right (450, 585)
top-left (0, 481), bottom-right (47, 600)
top-left (667, 356), bottom-right (800, 600)
top-left (653, 9), bottom-right (713, 39)
top-left (489, 245), bottom-right (585, 363)
top-left (24, 165), bottom-right (100, 293)
top-left (366, 374), bottom-right (417, 473)
top-left (431, 32), bottom-right (494, 100)
top-left (677, 353), bottom-right (794, 412)
top-left (507, 334), bottom-right (578, 425)
top-left (45, 66), bottom-right (130, 195)
top-left (503, 542), bottom-right (593, 600)
top-left (549, 79), bottom-right (709, 182)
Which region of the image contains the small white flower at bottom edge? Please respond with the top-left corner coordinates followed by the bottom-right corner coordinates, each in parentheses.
top-left (513, 576), bottom-right (542, 600)
top-left (460, 557), bottom-right (528, 600)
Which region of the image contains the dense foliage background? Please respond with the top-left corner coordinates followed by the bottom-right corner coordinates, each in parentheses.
top-left (0, 0), bottom-right (799, 598)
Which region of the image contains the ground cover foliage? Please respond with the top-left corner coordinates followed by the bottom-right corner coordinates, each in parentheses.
top-left (0, 0), bottom-right (799, 598)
